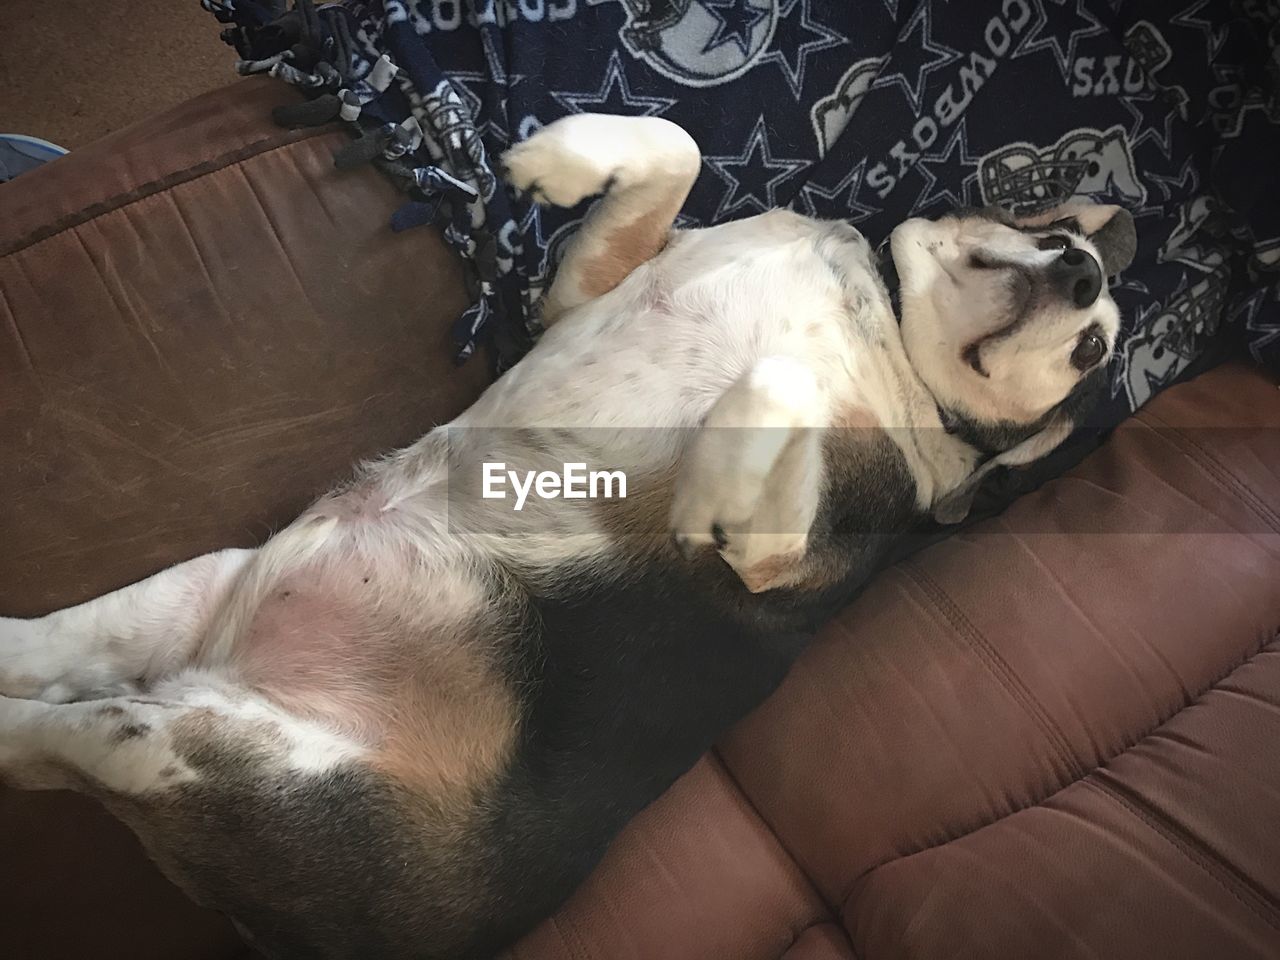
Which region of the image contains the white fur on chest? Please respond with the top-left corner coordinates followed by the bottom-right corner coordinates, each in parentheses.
top-left (467, 211), bottom-right (886, 432)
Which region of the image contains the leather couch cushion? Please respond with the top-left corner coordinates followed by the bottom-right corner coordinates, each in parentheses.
top-left (0, 77), bottom-right (490, 613)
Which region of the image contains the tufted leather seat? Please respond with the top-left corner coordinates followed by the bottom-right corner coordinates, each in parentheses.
top-left (3, 80), bottom-right (1278, 960)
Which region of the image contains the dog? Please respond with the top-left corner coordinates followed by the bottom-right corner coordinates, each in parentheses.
top-left (0, 113), bottom-right (1135, 959)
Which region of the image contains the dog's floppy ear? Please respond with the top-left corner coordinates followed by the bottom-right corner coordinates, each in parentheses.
top-left (932, 412), bottom-right (1076, 524)
top-left (932, 366), bottom-right (1107, 524)
top-left (1012, 201), bottom-right (1137, 277)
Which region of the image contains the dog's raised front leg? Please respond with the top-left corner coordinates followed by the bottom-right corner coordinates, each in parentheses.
top-left (670, 357), bottom-right (827, 593)
top-left (502, 113), bottom-right (701, 325)
top-left (0, 549), bottom-right (253, 702)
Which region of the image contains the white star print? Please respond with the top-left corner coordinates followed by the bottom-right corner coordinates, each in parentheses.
top-left (793, 158), bottom-right (879, 222)
top-left (450, 72), bottom-right (520, 148)
top-left (1148, 153), bottom-right (1201, 201)
top-left (703, 116), bottom-right (810, 221)
top-left (550, 50), bottom-right (678, 117)
top-left (448, 32), bottom-right (531, 150)
top-left (1172, 0), bottom-right (1228, 63)
top-left (870, 2), bottom-right (962, 113)
top-left (910, 119), bottom-right (981, 216)
top-left (1013, 0), bottom-right (1109, 85)
top-left (759, 0), bottom-right (847, 99)
top-left (1120, 93), bottom-right (1179, 164)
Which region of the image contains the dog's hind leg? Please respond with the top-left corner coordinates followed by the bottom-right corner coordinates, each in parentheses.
top-left (502, 113), bottom-right (701, 325)
top-left (670, 357), bottom-right (828, 593)
top-left (0, 691), bottom-right (212, 793)
top-left (0, 684), bottom-right (358, 794)
top-left (0, 549), bottom-right (254, 703)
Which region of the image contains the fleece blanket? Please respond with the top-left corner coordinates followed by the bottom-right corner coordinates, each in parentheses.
top-left (204, 0), bottom-right (1280, 460)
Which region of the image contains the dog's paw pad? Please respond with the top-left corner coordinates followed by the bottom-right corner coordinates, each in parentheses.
top-left (501, 122), bottom-right (618, 208)
top-left (501, 114), bottom-right (698, 209)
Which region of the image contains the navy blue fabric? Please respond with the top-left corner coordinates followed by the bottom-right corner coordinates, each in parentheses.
top-left (206, 0), bottom-right (1280, 424)
top-left (0, 135), bottom-right (67, 183)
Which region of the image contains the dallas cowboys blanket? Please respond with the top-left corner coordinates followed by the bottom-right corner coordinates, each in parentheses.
top-left (205, 0), bottom-right (1280, 482)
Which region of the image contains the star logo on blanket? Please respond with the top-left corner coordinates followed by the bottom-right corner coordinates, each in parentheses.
top-left (449, 31), bottom-right (533, 149)
top-left (1172, 0), bottom-right (1229, 62)
top-left (599, 0), bottom-right (779, 87)
top-left (1012, 0), bottom-right (1109, 85)
top-left (530, 212), bottom-right (589, 307)
top-left (1148, 153), bottom-right (1201, 202)
top-left (792, 158), bottom-right (879, 223)
top-left (703, 0), bottom-right (768, 55)
top-left (550, 50), bottom-right (678, 117)
top-left (909, 119), bottom-right (981, 217)
top-left (703, 116), bottom-right (808, 220)
top-left (517, 203), bottom-right (555, 260)
top-left (481, 27), bottom-right (518, 82)
top-left (758, 0), bottom-right (847, 99)
top-left (870, 2), bottom-right (961, 113)
top-left (1120, 93), bottom-right (1179, 164)
top-left (451, 73), bottom-right (530, 150)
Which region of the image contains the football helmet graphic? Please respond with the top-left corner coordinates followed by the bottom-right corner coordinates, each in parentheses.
top-left (978, 125), bottom-right (1146, 215)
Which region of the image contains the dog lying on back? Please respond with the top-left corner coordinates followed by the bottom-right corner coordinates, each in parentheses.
top-left (0, 115), bottom-right (1135, 959)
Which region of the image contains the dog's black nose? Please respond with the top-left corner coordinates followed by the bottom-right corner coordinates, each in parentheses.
top-left (1047, 248), bottom-right (1102, 308)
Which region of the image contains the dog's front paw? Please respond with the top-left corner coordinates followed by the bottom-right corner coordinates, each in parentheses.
top-left (669, 461), bottom-right (811, 594)
top-left (669, 492), bottom-right (737, 562)
top-left (501, 113), bottom-right (699, 208)
top-left (671, 510), bottom-right (808, 594)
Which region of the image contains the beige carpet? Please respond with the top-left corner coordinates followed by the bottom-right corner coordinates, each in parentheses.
top-left (0, 0), bottom-right (232, 149)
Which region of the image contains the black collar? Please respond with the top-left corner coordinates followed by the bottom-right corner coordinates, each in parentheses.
top-left (876, 234), bottom-right (902, 321)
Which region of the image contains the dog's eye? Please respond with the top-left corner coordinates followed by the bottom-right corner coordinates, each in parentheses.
top-left (1037, 234), bottom-right (1072, 251)
top-left (1071, 330), bottom-right (1106, 371)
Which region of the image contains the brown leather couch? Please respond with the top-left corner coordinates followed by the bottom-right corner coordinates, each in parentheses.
top-left (3, 80), bottom-right (1278, 960)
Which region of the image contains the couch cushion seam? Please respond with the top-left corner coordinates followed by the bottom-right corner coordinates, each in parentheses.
top-left (1085, 775), bottom-right (1280, 931)
top-left (839, 629), bottom-right (1279, 913)
top-left (786, 921), bottom-right (860, 959)
top-left (1134, 408), bottom-right (1280, 534)
top-left (899, 561), bottom-right (1083, 778)
top-left (0, 129), bottom-right (332, 260)
top-left (708, 748), bottom-right (840, 941)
